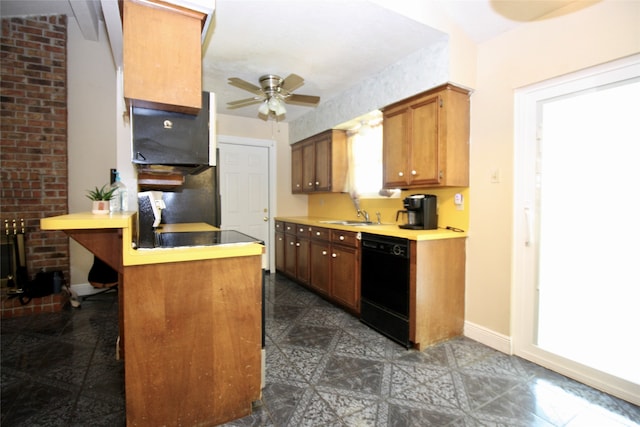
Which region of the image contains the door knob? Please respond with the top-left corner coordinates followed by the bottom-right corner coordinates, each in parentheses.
top-left (263, 216), bottom-right (269, 222)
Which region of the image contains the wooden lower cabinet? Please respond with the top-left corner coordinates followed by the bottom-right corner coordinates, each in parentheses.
top-left (282, 222), bottom-right (310, 284)
top-left (296, 236), bottom-right (310, 284)
top-left (124, 255), bottom-right (263, 426)
top-left (330, 243), bottom-right (360, 312)
top-left (410, 238), bottom-right (466, 349)
top-left (284, 233), bottom-right (297, 277)
top-left (275, 221), bottom-right (467, 349)
top-left (276, 222), bottom-right (360, 313)
top-left (275, 231), bottom-right (285, 272)
top-left (309, 239), bottom-right (331, 296)
top-left (329, 229), bottom-right (360, 313)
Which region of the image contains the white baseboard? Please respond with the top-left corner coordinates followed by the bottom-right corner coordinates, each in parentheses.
top-left (464, 321), bottom-right (512, 354)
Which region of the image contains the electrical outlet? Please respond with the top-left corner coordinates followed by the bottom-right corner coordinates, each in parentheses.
top-left (454, 193), bottom-right (464, 210)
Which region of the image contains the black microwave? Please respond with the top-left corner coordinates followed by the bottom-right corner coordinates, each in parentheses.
top-left (131, 92), bottom-right (211, 169)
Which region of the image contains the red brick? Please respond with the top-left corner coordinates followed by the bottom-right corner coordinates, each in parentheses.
top-left (1, 15), bottom-right (69, 303)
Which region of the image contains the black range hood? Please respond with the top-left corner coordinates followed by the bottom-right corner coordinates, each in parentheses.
top-left (131, 92), bottom-right (212, 176)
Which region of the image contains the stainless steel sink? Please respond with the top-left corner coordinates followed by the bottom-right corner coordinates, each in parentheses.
top-left (319, 220), bottom-right (379, 226)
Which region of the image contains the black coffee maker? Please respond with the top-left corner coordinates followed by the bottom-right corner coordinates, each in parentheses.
top-left (396, 194), bottom-right (438, 230)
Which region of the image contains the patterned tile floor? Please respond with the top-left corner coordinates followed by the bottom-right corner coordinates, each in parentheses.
top-left (1, 273), bottom-right (639, 426)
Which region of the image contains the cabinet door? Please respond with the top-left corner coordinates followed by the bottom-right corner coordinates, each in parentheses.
top-left (302, 142), bottom-right (316, 193)
top-left (383, 108), bottom-right (410, 188)
top-left (314, 135), bottom-right (332, 192)
top-left (291, 144), bottom-right (304, 193)
top-left (310, 240), bottom-right (331, 296)
top-left (410, 95), bottom-right (441, 186)
top-left (296, 237), bottom-right (310, 284)
top-left (275, 231), bottom-right (285, 272)
top-left (331, 245), bottom-right (360, 312)
top-left (284, 234), bottom-right (297, 278)
top-left (123, 0), bottom-right (204, 114)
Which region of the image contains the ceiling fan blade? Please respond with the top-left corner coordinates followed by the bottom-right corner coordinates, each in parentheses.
top-left (228, 77), bottom-right (263, 95)
top-left (226, 97), bottom-right (264, 109)
top-left (285, 94), bottom-right (320, 106)
top-left (281, 74), bottom-right (304, 93)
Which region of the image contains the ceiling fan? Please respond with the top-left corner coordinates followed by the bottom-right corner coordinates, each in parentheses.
top-left (226, 74), bottom-right (320, 119)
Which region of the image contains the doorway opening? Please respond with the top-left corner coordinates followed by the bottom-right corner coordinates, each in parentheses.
top-left (513, 54), bottom-right (640, 404)
top-left (218, 136), bottom-right (275, 272)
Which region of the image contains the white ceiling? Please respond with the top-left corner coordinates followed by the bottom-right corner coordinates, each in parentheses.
top-left (0, 0), bottom-right (587, 122)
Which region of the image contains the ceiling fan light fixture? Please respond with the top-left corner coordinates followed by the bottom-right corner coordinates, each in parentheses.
top-left (258, 100), bottom-right (270, 115)
top-left (227, 73), bottom-right (319, 119)
top-left (267, 96), bottom-right (280, 110)
top-left (272, 98), bottom-right (286, 116)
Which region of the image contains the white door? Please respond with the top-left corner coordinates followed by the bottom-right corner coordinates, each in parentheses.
top-left (218, 140), bottom-right (272, 270)
top-left (513, 55), bottom-right (640, 405)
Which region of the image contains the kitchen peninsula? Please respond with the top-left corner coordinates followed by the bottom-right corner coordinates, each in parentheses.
top-left (40, 212), bottom-right (264, 426)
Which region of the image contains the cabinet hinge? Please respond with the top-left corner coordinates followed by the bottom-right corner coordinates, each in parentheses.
top-left (439, 98), bottom-right (443, 108)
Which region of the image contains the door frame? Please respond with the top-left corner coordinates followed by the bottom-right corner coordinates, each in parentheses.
top-left (512, 54), bottom-right (640, 405)
top-left (218, 135), bottom-right (276, 273)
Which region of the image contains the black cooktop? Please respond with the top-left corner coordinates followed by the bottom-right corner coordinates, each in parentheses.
top-left (155, 230), bottom-right (263, 248)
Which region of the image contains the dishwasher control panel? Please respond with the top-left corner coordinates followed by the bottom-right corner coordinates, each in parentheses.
top-left (361, 234), bottom-right (409, 258)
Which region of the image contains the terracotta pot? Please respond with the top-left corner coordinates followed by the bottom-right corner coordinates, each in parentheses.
top-left (92, 200), bottom-right (110, 214)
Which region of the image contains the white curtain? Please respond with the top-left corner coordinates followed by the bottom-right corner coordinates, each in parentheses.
top-left (345, 121), bottom-right (383, 200)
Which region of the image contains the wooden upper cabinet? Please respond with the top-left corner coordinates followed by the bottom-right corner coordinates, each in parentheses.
top-left (301, 141), bottom-right (316, 192)
top-left (382, 107), bottom-right (410, 189)
top-left (383, 83), bottom-right (470, 188)
top-left (313, 134), bottom-right (332, 192)
top-left (123, 0), bottom-right (206, 114)
top-left (291, 129), bottom-right (347, 194)
top-left (291, 143), bottom-right (304, 193)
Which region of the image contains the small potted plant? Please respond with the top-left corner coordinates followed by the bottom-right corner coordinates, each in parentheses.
top-left (86, 184), bottom-right (117, 214)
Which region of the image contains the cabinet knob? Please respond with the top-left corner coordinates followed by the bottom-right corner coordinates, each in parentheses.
top-left (398, 171), bottom-right (404, 177)
top-left (339, 235), bottom-right (345, 240)
top-left (289, 241), bottom-right (294, 245)
top-left (315, 181), bottom-right (320, 185)
top-left (332, 253), bottom-right (337, 258)
top-left (316, 232), bottom-right (321, 236)
top-left (308, 182), bottom-right (313, 186)
top-left (322, 250), bottom-right (327, 256)
top-left (296, 242), bottom-right (300, 247)
top-left (296, 184), bottom-right (301, 188)
top-left (411, 170), bottom-right (417, 176)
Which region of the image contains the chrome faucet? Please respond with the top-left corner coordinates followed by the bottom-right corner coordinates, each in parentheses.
top-left (357, 209), bottom-right (370, 222)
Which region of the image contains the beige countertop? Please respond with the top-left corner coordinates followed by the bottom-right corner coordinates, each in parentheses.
top-left (40, 212), bottom-right (264, 266)
top-left (275, 216), bottom-right (467, 240)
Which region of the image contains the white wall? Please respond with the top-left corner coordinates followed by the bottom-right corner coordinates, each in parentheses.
top-left (67, 18), bottom-right (117, 284)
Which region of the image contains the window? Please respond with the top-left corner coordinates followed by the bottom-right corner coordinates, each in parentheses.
top-left (345, 112), bottom-right (399, 199)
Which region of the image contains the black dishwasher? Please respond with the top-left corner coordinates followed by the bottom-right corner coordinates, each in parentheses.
top-left (360, 233), bottom-right (411, 348)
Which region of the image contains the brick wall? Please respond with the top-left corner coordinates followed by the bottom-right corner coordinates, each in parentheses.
top-left (1, 16), bottom-right (70, 284)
